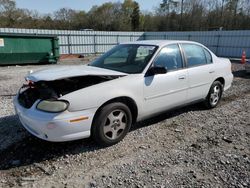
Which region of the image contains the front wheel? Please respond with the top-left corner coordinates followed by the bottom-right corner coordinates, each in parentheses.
top-left (204, 81), bottom-right (223, 108)
top-left (91, 102), bottom-right (132, 147)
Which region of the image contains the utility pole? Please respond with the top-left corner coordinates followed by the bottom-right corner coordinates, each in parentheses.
top-left (221, 0), bottom-right (225, 26)
top-left (180, 0), bottom-right (184, 31)
top-left (234, 0), bottom-right (239, 28)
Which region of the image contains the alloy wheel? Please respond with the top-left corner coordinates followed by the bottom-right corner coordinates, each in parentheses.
top-left (210, 85), bottom-right (221, 106)
top-left (103, 109), bottom-right (127, 140)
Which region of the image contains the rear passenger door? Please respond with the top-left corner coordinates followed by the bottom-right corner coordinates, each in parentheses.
top-left (181, 43), bottom-right (215, 102)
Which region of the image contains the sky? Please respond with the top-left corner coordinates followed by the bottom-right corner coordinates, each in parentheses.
top-left (15, 0), bottom-right (162, 14)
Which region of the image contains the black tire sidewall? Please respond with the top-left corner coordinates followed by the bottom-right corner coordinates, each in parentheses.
top-left (92, 102), bottom-right (132, 146)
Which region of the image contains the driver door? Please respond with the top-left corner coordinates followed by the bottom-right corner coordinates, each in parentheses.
top-left (143, 44), bottom-right (188, 117)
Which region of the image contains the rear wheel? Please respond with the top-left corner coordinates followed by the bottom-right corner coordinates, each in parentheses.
top-left (91, 102), bottom-right (132, 146)
top-left (204, 81), bottom-right (223, 108)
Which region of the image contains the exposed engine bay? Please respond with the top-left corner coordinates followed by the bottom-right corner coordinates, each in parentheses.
top-left (18, 75), bottom-right (120, 108)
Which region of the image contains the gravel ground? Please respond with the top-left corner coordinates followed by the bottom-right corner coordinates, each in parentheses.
top-left (0, 61), bottom-right (249, 188)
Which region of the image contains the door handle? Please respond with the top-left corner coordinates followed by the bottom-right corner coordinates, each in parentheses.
top-left (209, 70), bottom-right (215, 74)
top-left (178, 76), bottom-right (186, 80)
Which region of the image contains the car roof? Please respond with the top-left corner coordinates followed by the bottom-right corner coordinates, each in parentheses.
top-left (122, 40), bottom-right (201, 48)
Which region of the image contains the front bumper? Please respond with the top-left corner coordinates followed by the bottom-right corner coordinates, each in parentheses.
top-left (14, 97), bottom-right (97, 142)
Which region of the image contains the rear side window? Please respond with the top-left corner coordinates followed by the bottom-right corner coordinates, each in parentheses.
top-left (154, 44), bottom-right (183, 71)
top-left (204, 49), bottom-right (213, 64)
top-left (182, 44), bottom-right (207, 67)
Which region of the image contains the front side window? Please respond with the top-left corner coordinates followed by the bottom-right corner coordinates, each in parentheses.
top-left (90, 44), bottom-right (158, 74)
top-left (182, 44), bottom-right (207, 67)
top-left (154, 44), bottom-right (183, 71)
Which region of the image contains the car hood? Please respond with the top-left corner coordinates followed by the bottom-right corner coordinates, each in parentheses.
top-left (26, 65), bottom-right (128, 82)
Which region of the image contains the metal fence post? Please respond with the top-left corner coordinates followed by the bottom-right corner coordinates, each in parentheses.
top-left (116, 35), bottom-right (119, 44)
top-left (165, 34), bottom-right (167, 39)
top-left (67, 35), bottom-right (71, 54)
top-left (94, 34), bottom-right (97, 54)
top-left (216, 34), bottom-right (220, 56)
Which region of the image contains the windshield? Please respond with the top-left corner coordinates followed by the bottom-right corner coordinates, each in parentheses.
top-left (89, 44), bottom-right (158, 74)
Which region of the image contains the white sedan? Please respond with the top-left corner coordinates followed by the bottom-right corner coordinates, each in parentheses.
top-left (14, 40), bottom-right (233, 146)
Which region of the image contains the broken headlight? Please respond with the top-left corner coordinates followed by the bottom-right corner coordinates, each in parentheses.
top-left (36, 100), bottom-right (69, 113)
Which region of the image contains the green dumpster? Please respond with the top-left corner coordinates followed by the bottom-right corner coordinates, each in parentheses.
top-left (0, 33), bottom-right (59, 65)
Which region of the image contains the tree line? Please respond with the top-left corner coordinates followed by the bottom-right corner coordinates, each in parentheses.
top-left (0, 0), bottom-right (250, 31)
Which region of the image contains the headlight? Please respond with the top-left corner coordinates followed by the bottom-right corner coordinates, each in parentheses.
top-left (36, 100), bottom-right (69, 113)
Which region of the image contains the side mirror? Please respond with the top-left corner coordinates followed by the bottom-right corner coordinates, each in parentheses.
top-left (146, 66), bottom-right (167, 77)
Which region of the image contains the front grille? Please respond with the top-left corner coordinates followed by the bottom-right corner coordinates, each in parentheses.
top-left (18, 87), bottom-right (39, 108)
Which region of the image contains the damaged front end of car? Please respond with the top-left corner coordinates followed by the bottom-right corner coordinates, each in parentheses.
top-left (18, 75), bottom-right (122, 111)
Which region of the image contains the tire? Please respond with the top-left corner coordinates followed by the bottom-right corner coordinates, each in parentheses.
top-left (91, 102), bottom-right (132, 147)
top-left (204, 81), bottom-right (223, 109)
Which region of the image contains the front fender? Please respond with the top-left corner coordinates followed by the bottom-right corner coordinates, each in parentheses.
top-left (60, 74), bottom-right (144, 113)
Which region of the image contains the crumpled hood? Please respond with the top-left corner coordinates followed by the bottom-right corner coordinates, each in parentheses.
top-left (26, 65), bottom-right (127, 82)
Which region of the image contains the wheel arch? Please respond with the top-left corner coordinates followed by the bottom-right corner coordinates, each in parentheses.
top-left (214, 77), bottom-right (225, 87)
top-left (206, 77), bottom-right (225, 99)
top-left (92, 96), bottom-right (138, 127)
